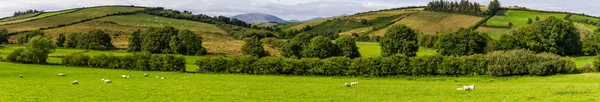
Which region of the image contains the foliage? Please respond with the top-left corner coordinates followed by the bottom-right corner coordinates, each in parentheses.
top-left (170, 30), bottom-right (207, 55)
top-left (55, 33), bottom-right (66, 47)
top-left (12, 9), bottom-right (43, 17)
top-left (380, 25), bottom-right (419, 57)
top-left (143, 8), bottom-right (250, 27)
top-left (7, 36), bottom-right (56, 64)
top-left (0, 29), bottom-right (8, 44)
top-left (280, 33), bottom-right (315, 58)
top-left (129, 26), bottom-right (207, 55)
top-left (17, 30), bottom-right (44, 44)
top-left (335, 36), bottom-right (361, 58)
top-left (487, 0), bottom-right (501, 15)
top-left (417, 34), bottom-right (438, 48)
top-left (594, 55), bottom-right (600, 71)
top-left (302, 36), bottom-right (340, 59)
top-left (127, 30), bottom-right (142, 52)
top-left (62, 52), bottom-right (186, 72)
top-left (435, 28), bottom-right (489, 56)
top-left (197, 49), bottom-right (575, 76)
top-left (260, 38), bottom-right (284, 48)
top-left (499, 17), bottom-right (582, 56)
top-left (486, 49), bottom-right (576, 76)
top-left (242, 37), bottom-right (269, 57)
top-left (64, 29), bottom-right (114, 50)
top-left (424, 0), bottom-right (484, 16)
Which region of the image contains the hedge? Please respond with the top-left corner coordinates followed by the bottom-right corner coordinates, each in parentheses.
top-left (196, 49), bottom-right (576, 76)
top-left (63, 52), bottom-right (186, 72)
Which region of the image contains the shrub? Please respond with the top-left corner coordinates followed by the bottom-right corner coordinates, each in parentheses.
top-left (62, 52), bottom-right (186, 72)
top-left (435, 28), bottom-right (489, 56)
top-left (8, 36), bottom-right (56, 64)
top-left (380, 25), bottom-right (419, 57)
top-left (242, 37), bottom-right (269, 57)
top-left (335, 36), bottom-right (361, 58)
top-left (486, 49), bottom-right (576, 76)
top-left (594, 55), bottom-right (600, 71)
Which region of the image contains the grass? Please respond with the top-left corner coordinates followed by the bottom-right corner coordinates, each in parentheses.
top-left (1, 61), bottom-right (600, 101)
top-left (283, 18), bottom-right (333, 31)
top-left (94, 14), bottom-right (226, 35)
top-left (0, 6), bottom-right (144, 32)
top-left (569, 15), bottom-right (600, 23)
top-left (356, 42), bottom-right (437, 57)
top-left (0, 13), bottom-right (40, 22)
top-left (485, 10), bottom-right (567, 28)
top-left (396, 11), bottom-right (484, 34)
top-left (0, 9), bottom-right (78, 26)
top-left (475, 27), bottom-right (512, 40)
top-left (41, 21), bottom-right (144, 47)
top-left (573, 56), bottom-right (596, 68)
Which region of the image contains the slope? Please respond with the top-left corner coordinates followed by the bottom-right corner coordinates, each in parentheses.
top-left (0, 9), bottom-right (79, 26)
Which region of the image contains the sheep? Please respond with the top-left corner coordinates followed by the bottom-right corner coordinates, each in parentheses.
top-left (350, 82), bottom-right (359, 86)
top-left (344, 83), bottom-right (351, 87)
top-left (126, 76), bottom-right (131, 79)
top-left (458, 84), bottom-right (475, 91)
top-left (101, 78), bottom-right (106, 81)
top-left (122, 75), bottom-right (127, 79)
top-left (155, 76), bottom-right (160, 79)
top-left (19, 74), bottom-right (23, 78)
top-left (144, 73), bottom-right (149, 77)
top-left (72, 80), bottom-right (79, 85)
top-left (161, 77), bottom-right (165, 80)
top-left (57, 73), bottom-right (66, 77)
top-left (104, 79), bottom-right (112, 83)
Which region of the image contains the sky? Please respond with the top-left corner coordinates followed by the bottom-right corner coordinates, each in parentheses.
top-left (0, 0), bottom-right (599, 20)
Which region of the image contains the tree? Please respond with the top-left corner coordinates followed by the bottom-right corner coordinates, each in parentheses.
top-left (535, 16), bottom-right (540, 21)
top-left (527, 18), bottom-right (533, 24)
top-left (302, 36), bottom-right (340, 58)
top-left (435, 28), bottom-right (489, 56)
top-left (127, 30), bottom-right (142, 52)
top-left (280, 33), bottom-right (315, 58)
top-left (55, 33), bottom-right (66, 47)
top-left (335, 36), bottom-right (361, 58)
top-left (487, 0), bottom-right (501, 15)
top-left (74, 30), bottom-right (114, 50)
top-left (500, 16), bottom-right (582, 55)
top-left (0, 29), bottom-right (8, 44)
top-left (170, 30), bottom-right (207, 55)
top-left (380, 25), bottom-right (419, 57)
top-left (17, 30), bottom-right (44, 44)
top-left (242, 37), bottom-right (269, 57)
top-left (508, 22), bottom-right (513, 27)
top-left (142, 26), bottom-right (178, 53)
top-left (7, 36), bottom-right (56, 64)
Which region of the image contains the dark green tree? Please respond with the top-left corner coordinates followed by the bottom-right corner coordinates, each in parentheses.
top-left (500, 16), bottom-right (582, 55)
top-left (435, 28), bottom-right (490, 56)
top-left (17, 30), bottom-right (44, 44)
top-left (142, 26), bottom-right (178, 53)
top-left (65, 32), bottom-right (80, 48)
top-left (335, 36), bottom-right (361, 58)
top-left (302, 36), bottom-right (340, 58)
top-left (527, 18), bottom-right (533, 24)
top-left (380, 25), bottom-right (419, 57)
top-left (487, 0), bottom-right (501, 15)
top-left (55, 33), bottom-right (66, 47)
top-left (7, 36), bottom-right (56, 64)
top-left (241, 36), bottom-right (269, 57)
top-left (127, 30), bottom-right (142, 52)
top-left (508, 22), bottom-right (513, 27)
top-left (280, 33), bottom-right (315, 58)
top-left (0, 29), bottom-right (8, 44)
top-left (170, 30), bottom-right (207, 55)
top-left (535, 16), bottom-right (540, 21)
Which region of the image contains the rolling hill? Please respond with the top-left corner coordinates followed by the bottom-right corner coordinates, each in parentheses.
top-left (232, 13), bottom-right (287, 23)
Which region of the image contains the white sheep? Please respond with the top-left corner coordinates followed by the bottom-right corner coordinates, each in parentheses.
top-left (72, 80), bottom-right (79, 85)
top-left (144, 73), bottom-right (149, 77)
top-left (101, 78), bottom-right (106, 81)
top-left (122, 75), bottom-right (127, 78)
top-left (344, 83), bottom-right (351, 87)
top-left (126, 76), bottom-right (130, 79)
top-left (161, 77), bottom-right (165, 80)
top-left (57, 73), bottom-right (66, 77)
top-left (19, 74), bottom-right (23, 78)
top-left (155, 76), bottom-right (160, 79)
top-left (350, 82), bottom-right (358, 86)
top-left (458, 84), bottom-right (475, 91)
top-left (104, 79), bottom-right (112, 83)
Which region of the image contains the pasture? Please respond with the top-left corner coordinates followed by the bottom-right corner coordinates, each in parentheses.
top-left (485, 10), bottom-right (567, 28)
top-left (396, 11), bottom-right (484, 34)
top-left (0, 9), bottom-right (78, 26)
top-left (94, 14), bottom-right (226, 35)
top-left (475, 27), bottom-right (511, 40)
top-left (356, 42), bottom-right (438, 57)
top-left (1, 62), bottom-right (599, 101)
top-left (0, 7), bottom-right (144, 32)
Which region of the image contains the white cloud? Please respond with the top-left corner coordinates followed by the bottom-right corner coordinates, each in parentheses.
top-left (0, 0), bottom-right (598, 20)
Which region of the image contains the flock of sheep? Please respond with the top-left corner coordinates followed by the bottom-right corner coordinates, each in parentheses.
top-left (17, 73), bottom-right (167, 85)
top-left (342, 81), bottom-right (476, 91)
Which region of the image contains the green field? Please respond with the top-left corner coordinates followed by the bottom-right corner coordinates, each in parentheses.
top-left (0, 7), bottom-right (144, 32)
top-left (356, 42), bottom-right (437, 57)
top-left (486, 10), bottom-right (567, 28)
top-left (1, 61), bottom-right (599, 101)
top-left (0, 9), bottom-right (78, 26)
top-left (0, 13), bottom-right (39, 22)
top-left (95, 14), bottom-right (226, 35)
top-left (569, 15), bottom-right (600, 23)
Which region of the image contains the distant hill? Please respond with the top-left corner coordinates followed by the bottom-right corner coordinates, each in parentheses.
top-left (232, 13), bottom-right (287, 23)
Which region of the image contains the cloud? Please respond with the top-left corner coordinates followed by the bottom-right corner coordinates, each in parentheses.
top-left (0, 0), bottom-right (598, 20)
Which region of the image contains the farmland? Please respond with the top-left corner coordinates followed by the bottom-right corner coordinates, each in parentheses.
top-left (395, 11), bottom-right (483, 34)
top-left (0, 9), bottom-right (78, 26)
top-left (1, 61), bottom-right (599, 101)
top-left (485, 10), bottom-right (567, 28)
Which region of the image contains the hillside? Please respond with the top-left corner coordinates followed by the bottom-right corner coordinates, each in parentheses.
top-left (232, 13), bottom-right (287, 23)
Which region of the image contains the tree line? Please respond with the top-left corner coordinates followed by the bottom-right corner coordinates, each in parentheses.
top-left (64, 30), bottom-right (114, 50)
top-left (128, 26), bottom-right (207, 55)
top-left (62, 52), bottom-right (186, 72)
top-left (424, 0), bottom-right (485, 16)
top-left (196, 49), bottom-right (576, 76)
top-left (279, 33), bottom-right (360, 59)
top-left (12, 9), bottom-right (43, 17)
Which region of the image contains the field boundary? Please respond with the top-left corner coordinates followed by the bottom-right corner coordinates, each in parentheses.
top-left (0, 13), bottom-right (43, 22)
top-left (0, 9), bottom-right (82, 26)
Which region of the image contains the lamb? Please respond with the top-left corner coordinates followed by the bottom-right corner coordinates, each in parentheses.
top-left (126, 76), bottom-right (130, 79)
top-left (72, 80), bottom-right (79, 85)
top-left (344, 83), bottom-right (351, 87)
top-left (350, 82), bottom-right (359, 86)
top-left (144, 73), bottom-right (149, 77)
top-left (57, 73), bottom-right (66, 77)
top-left (104, 79), bottom-right (112, 83)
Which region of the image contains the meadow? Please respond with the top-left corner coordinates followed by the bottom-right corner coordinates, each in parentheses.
top-left (0, 9), bottom-right (78, 26)
top-left (1, 61), bottom-right (599, 101)
top-left (485, 10), bottom-right (567, 28)
top-left (396, 11), bottom-right (483, 34)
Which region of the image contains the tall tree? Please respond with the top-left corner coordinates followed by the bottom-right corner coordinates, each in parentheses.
top-left (142, 26), bottom-right (178, 53)
top-left (170, 30), bottom-right (207, 55)
top-left (302, 36), bottom-right (340, 58)
top-left (435, 28), bottom-right (489, 56)
top-left (335, 36), bottom-right (361, 58)
top-left (487, 0), bottom-right (501, 15)
top-left (280, 33), bottom-right (315, 58)
top-left (17, 30), bottom-right (44, 44)
top-left (500, 16), bottom-right (582, 55)
top-left (0, 29), bottom-right (8, 44)
top-left (380, 25), bottom-right (419, 57)
top-left (7, 36), bottom-right (56, 64)
top-left (127, 30), bottom-right (142, 52)
top-left (55, 33), bottom-right (66, 47)
top-left (241, 36), bottom-right (269, 57)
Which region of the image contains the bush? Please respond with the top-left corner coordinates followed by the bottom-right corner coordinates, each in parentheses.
top-left (65, 30), bottom-right (114, 50)
top-left (435, 28), bottom-right (489, 56)
top-left (242, 37), bottom-right (269, 57)
top-left (594, 55), bottom-right (600, 71)
top-left (8, 36), bottom-right (56, 64)
top-left (62, 52), bottom-right (186, 72)
top-left (486, 49), bottom-right (576, 76)
top-left (380, 25), bottom-right (419, 57)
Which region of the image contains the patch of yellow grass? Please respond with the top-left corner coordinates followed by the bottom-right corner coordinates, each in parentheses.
top-left (94, 14), bottom-right (227, 35)
top-left (396, 11), bottom-right (483, 34)
top-left (339, 27), bottom-right (373, 35)
top-left (284, 18), bottom-right (333, 31)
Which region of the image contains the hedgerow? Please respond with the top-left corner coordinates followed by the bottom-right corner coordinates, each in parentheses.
top-left (63, 52), bottom-right (186, 72)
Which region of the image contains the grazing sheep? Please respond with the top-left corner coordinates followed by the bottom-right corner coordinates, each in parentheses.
top-left (104, 79), bottom-right (112, 83)
top-left (144, 73), bottom-right (149, 77)
top-left (161, 77), bottom-right (165, 80)
top-left (344, 83), bottom-right (351, 87)
top-left (459, 84), bottom-right (475, 91)
top-left (126, 76), bottom-right (130, 79)
top-left (19, 74), bottom-right (23, 78)
top-left (101, 78), bottom-right (106, 81)
top-left (57, 73), bottom-right (66, 77)
top-left (350, 82), bottom-right (358, 86)
top-left (72, 80), bottom-right (79, 85)
top-left (122, 75), bottom-right (127, 78)
top-left (155, 76), bottom-right (160, 79)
